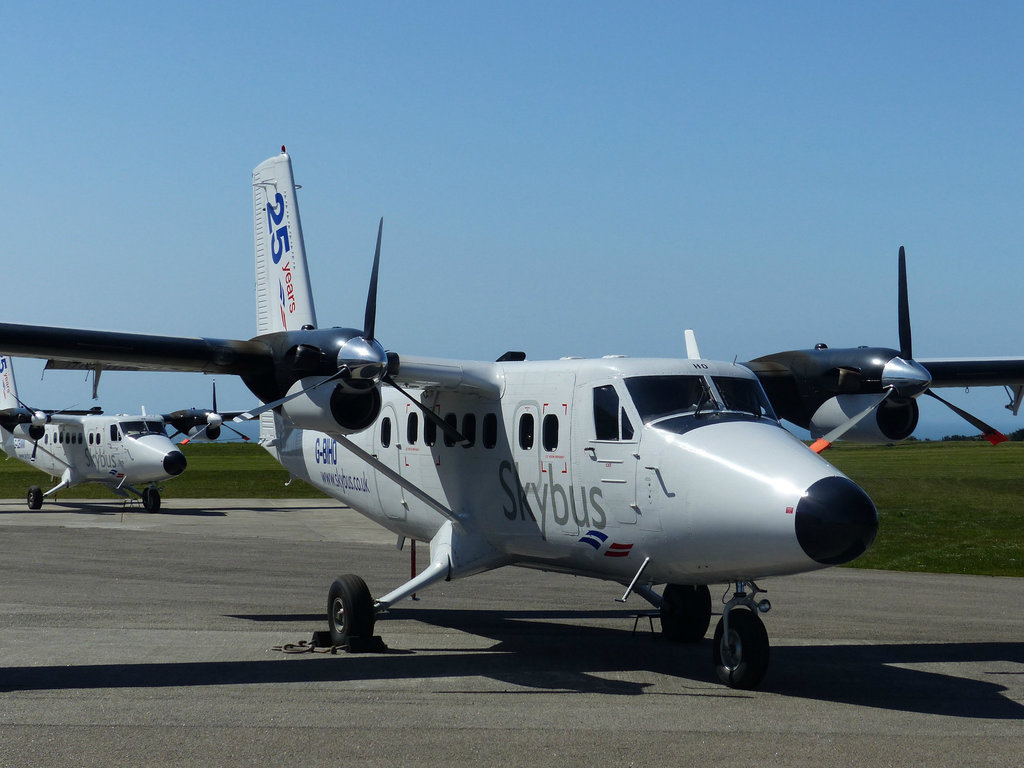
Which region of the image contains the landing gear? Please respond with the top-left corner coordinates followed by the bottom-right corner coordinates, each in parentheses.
top-left (660, 584), bottom-right (711, 642)
top-left (327, 574), bottom-right (375, 646)
top-left (26, 486), bottom-right (43, 510)
top-left (141, 486), bottom-right (161, 512)
top-left (712, 581), bottom-right (771, 689)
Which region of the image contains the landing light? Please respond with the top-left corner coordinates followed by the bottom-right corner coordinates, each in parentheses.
top-left (757, 599), bottom-right (771, 613)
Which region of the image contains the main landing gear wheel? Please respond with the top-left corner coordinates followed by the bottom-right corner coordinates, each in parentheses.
top-left (660, 584), bottom-right (711, 642)
top-left (328, 574), bottom-right (375, 646)
top-left (142, 487), bottom-right (161, 512)
top-left (712, 608), bottom-right (769, 689)
top-left (27, 486), bottom-right (43, 510)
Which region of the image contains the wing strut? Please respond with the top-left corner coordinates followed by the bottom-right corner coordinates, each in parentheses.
top-left (331, 433), bottom-right (459, 524)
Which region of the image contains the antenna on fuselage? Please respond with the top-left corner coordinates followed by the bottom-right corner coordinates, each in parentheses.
top-left (684, 329), bottom-right (701, 360)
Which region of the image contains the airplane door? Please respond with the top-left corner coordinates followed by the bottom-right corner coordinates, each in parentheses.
top-left (373, 405), bottom-right (406, 521)
top-left (572, 380), bottom-right (656, 530)
top-left (512, 400), bottom-right (542, 515)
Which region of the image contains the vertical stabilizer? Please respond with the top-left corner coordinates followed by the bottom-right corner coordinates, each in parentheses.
top-left (0, 356), bottom-right (19, 411)
top-left (253, 149), bottom-right (317, 335)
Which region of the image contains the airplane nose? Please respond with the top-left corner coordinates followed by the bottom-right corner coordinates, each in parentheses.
top-left (163, 450), bottom-right (187, 476)
top-left (795, 476), bottom-right (878, 565)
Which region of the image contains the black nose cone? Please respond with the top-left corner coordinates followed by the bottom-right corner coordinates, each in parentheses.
top-left (795, 476), bottom-right (878, 565)
top-left (163, 450), bottom-right (187, 476)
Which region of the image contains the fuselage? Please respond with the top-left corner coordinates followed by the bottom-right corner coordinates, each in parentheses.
top-left (270, 356), bottom-right (878, 586)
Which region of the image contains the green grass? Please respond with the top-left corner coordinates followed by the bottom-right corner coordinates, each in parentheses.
top-left (824, 442), bottom-right (1024, 577)
top-left (0, 443), bottom-right (328, 500)
top-left (2, 441), bottom-right (1021, 577)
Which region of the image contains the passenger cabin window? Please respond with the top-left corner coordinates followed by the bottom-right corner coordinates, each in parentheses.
top-left (380, 417), bottom-right (392, 448)
top-left (462, 413), bottom-right (476, 448)
top-left (424, 417), bottom-right (437, 447)
top-left (482, 413), bottom-right (498, 449)
top-left (407, 412), bottom-right (419, 445)
top-left (542, 414), bottom-right (559, 451)
top-left (443, 413), bottom-right (458, 447)
top-left (518, 413), bottom-right (535, 450)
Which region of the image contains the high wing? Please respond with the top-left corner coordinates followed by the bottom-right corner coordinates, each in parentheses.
top-left (0, 323), bottom-right (273, 375)
top-left (917, 357), bottom-right (1024, 389)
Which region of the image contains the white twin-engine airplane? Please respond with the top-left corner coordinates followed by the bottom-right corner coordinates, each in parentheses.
top-left (1, 149), bottom-right (1020, 689)
top-left (0, 356), bottom-right (187, 511)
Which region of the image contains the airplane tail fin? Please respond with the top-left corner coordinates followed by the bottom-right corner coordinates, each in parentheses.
top-left (0, 356), bottom-right (20, 411)
top-left (253, 148), bottom-right (318, 335)
top-left (253, 149), bottom-right (318, 447)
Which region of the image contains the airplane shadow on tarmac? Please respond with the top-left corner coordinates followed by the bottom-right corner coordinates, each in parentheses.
top-left (0, 502), bottom-right (227, 517)
top-left (2, 607), bottom-right (1022, 719)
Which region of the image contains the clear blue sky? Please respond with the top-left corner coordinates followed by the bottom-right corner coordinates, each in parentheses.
top-left (3, 2), bottom-right (1022, 439)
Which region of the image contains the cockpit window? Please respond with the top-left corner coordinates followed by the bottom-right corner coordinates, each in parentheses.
top-left (624, 374), bottom-right (777, 433)
top-left (712, 376), bottom-right (776, 419)
top-left (592, 385), bottom-right (635, 441)
top-left (625, 376), bottom-right (708, 423)
top-left (118, 420), bottom-right (167, 437)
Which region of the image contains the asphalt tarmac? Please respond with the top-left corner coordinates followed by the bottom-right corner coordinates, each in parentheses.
top-left (1, 498), bottom-right (1022, 767)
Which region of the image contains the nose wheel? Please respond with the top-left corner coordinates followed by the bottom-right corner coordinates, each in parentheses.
top-left (712, 581), bottom-right (771, 689)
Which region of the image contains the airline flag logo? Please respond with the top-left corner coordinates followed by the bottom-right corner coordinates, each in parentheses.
top-left (578, 530), bottom-right (634, 557)
top-left (605, 542), bottom-right (634, 558)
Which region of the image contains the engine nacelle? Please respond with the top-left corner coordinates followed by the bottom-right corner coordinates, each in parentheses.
top-left (809, 394), bottom-right (919, 444)
top-left (12, 423), bottom-right (45, 441)
top-left (278, 377), bottom-right (382, 434)
top-left (187, 425), bottom-right (222, 441)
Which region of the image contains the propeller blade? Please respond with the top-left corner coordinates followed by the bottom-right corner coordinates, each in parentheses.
top-left (897, 245), bottom-right (912, 360)
top-left (383, 374), bottom-right (468, 446)
top-left (363, 218), bottom-right (383, 342)
top-left (809, 390), bottom-right (893, 453)
top-left (212, 380), bottom-right (218, 414)
top-left (924, 389), bottom-right (1008, 445)
top-left (223, 423), bottom-right (251, 442)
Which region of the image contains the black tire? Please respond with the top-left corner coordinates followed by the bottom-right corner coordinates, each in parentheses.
top-left (712, 608), bottom-right (769, 689)
top-left (142, 487), bottom-right (161, 512)
top-left (327, 574), bottom-right (375, 645)
top-left (27, 486), bottom-right (43, 510)
top-left (660, 584), bottom-right (711, 642)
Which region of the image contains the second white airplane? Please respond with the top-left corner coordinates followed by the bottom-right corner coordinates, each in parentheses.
top-left (0, 356), bottom-right (187, 510)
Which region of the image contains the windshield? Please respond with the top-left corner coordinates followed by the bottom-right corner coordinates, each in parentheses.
top-left (624, 374), bottom-right (776, 431)
top-left (625, 375), bottom-right (708, 423)
top-left (711, 376), bottom-right (776, 419)
top-left (118, 420), bottom-right (167, 437)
